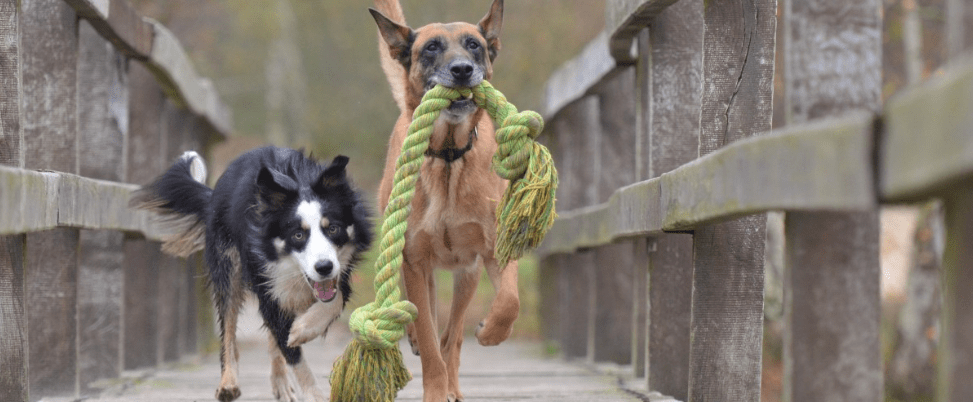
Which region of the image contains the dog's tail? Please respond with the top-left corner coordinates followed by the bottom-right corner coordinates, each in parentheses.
top-left (374, 0), bottom-right (409, 112)
top-left (130, 151), bottom-right (211, 258)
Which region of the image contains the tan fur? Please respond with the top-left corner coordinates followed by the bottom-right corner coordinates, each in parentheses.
top-left (373, 2), bottom-right (519, 401)
top-left (268, 334), bottom-right (326, 402)
top-left (216, 248), bottom-right (245, 402)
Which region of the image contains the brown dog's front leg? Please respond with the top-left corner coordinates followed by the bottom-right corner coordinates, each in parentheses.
top-left (475, 258), bottom-right (520, 346)
top-left (403, 259), bottom-right (450, 402)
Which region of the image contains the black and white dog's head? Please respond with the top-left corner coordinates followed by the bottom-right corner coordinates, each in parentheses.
top-left (255, 154), bottom-right (372, 306)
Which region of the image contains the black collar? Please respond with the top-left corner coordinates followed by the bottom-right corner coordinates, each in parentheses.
top-left (425, 127), bottom-right (477, 163)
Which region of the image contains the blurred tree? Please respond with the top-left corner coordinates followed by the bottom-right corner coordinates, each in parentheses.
top-left (131, 0), bottom-right (603, 193)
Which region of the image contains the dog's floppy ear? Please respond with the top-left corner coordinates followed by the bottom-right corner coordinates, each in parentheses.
top-left (256, 167), bottom-right (297, 207)
top-left (370, 8), bottom-right (414, 68)
top-left (478, 0), bottom-right (503, 62)
top-left (314, 155), bottom-right (349, 194)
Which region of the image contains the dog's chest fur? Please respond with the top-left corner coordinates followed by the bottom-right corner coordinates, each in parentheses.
top-left (404, 117), bottom-right (505, 270)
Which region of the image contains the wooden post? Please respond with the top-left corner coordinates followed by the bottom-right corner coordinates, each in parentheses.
top-left (591, 67), bottom-right (636, 365)
top-left (20, 1), bottom-right (81, 399)
top-left (936, 186), bottom-right (973, 401)
top-left (0, 0), bottom-right (20, 168)
top-left (782, 0), bottom-right (883, 400)
top-left (641, 0), bottom-right (704, 398)
top-left (688, 0), bottom-right (775, 400)
top-left (123, 62), bottom-right (166, 370)
top-left (0, 235), bottom-right (27, 402)
top-left (549, 97), bottom-right (600, 360)
top-left (76, 21), bottom-right (128, 394)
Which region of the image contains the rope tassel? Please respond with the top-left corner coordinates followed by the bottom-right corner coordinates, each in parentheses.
top-left (329, 82), bottom-right (556, 401)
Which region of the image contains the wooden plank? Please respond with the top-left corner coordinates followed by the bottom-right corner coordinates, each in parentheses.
top-left (662, 113), bottom-right (877, 230)
top-left (562, 251), bottom-right (596, 360)
top-left (157, 252), bottom-right (185, 363)
top-left (21, 0), bottom-right (78, 174)
top-left (605, 0), bottom-right (678, 62)
top-left (938, 187), bottom-right (973, 401)
top-left (65, 0), bottom-right (153, 59)
top-left (78, 20), bottom-right (128, 182)
top-left (123, 237), bottom-right (160, 369)
top-left (26, 228), bottom-right (79, 399)
top-left (945, 0), bottom-right (973, 59)
top-left (145, 20), bottom-right (233, 135)
top-left (687, 0), bottom-right (775, 400)
top-left (543, 33), bottom-right (618, 118)
top-left (592, 241), bottom-right (634, 364)
top-left (535, 113), bottom-right (876, 257)
top-left (644, 0), bottom-right (703, 396)
top-left (0, 235), bottom-right (26, 402)
top-left (77, 230), bottom-right (124, 394)
top-left (0, 1), bottom-right (20, 168)
top-left (782, 0), bottom-right (883, 400)
top-left (882, 55), bottom-right (973, 202)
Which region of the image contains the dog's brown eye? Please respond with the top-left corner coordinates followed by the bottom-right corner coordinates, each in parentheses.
top-left (293, 232), bottom-right (304, 241)
top-left (327, 225), bottom-right (340, 236)
top-left (425, 42), bottom-right (441, 52)
top-left (467, 40), bottom-right (479, 50)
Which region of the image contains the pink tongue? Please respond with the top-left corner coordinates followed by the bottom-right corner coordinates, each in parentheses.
top-left (312, 279), bottom-right (337, 302)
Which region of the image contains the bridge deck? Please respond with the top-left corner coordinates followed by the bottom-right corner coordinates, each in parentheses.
top-left (79, 306), bottom-right (644, 402)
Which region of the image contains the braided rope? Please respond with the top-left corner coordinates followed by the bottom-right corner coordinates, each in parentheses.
top-left (330, 82), bottom-right (556, 401)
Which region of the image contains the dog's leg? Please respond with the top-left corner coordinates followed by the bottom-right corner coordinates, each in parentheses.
top-left (403, 259), bottom-right (449, 402)
top-left (211, 248), bottom-right (245, 402)
top-left (291, 355), bottom-right (327, 402)
top-left (287, 298), bottom-right (342, 348)
top-left (267, 333), bottom-right (298, 402)
top-left (404, 269), bottom-right (437, 356)
top-left (441, 264), bottom-right (481, 402)
top-left (475, 257), bottom-right (520, 346)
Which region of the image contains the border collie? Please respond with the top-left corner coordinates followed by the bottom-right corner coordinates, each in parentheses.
top-left (131, 146), bottom-right (372, 402)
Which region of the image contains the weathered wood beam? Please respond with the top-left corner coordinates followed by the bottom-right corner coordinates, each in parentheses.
top-left (62, 0), bottom-right (232, 137)
top-left (605, 0), bottom-right (678, 62)
top-left (536, 112), bottom-right (877, 257)
top-left (0, 166), bottom-right (165, 240)
top-left (882, 52), bottom-right (973, 202)
top-left (543, 31), bottom-right (618, 117)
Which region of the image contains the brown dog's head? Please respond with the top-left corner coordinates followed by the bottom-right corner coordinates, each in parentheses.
top-left (370, 0), bottom-right (503, 114)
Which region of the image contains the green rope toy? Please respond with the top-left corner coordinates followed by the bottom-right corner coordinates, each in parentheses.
top-left (329, 81), bottom-right (557, 402)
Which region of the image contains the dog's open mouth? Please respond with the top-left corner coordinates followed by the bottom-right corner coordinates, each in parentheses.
top-left (306, 277), bottom-right (337, 302)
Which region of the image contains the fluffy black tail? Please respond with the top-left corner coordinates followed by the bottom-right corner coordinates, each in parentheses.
top-left (130, 151), bottom-right (212, 257)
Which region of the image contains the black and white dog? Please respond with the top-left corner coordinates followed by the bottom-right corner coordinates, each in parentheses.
top-left (131, 146), bottom-right (373, 402)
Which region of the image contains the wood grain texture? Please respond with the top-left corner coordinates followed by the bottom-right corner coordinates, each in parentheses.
top-left (784, 211), bottom-right (882, 401)
top-left (26, 228), bottom-right (79, 399)
top-left (65, 0), bottom-right (152, 59)
top-left (123, 237), bottom-right (160, 370)
top-left (543, 33), bottom-right (617, 118)
top-left (21, 0), bottom-right (78, 173)
top-left (688, 0), bottom-right (775, 400)
top-left (882, 55), bottom-right (973, 202)
top-left (592, 241), bottom-right (634, 364)
top-left (77, 230), bottom-right (124, 394)
top-left (782, 1), bottom-right (883, 400)
top-left (936, 188), bottom-right (973, 401)
top-left (157, 252), bottom-right (185, 363)
top-left (606, 0), bottom-right (679, 62)
top-left (0, 235), bottom-right (26, 402)
top-left (644, 1), bottom-right (702, 396)
top-left (78, 21), bottom-right (128, 182)
top-left (0, 1), bottom-right (20, 168)
top-left (127, 61), bottom-right (166, 186)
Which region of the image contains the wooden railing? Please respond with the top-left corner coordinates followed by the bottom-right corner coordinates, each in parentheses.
top-left (534, 0), bottom-right (973, 401)
top-left (0, 1), bottom-right (230, 401)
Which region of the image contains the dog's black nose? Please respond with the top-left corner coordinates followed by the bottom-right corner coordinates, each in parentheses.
top-left (315, 261), bottom-right (333, 277)
top-left (450, 61), bottom-right (474, 81)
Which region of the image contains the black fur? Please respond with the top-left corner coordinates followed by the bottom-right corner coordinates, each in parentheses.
top-left (132, 145), bottom-right (373, 377)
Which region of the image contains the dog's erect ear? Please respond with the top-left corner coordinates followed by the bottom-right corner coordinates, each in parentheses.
top-left (256, 167), bottom-right (297, 206)
top-left (370, 8), bottom-right (414, 68)
top-left (314, 155), bottom-right (349, 193)
top-left (477, 0), bottom-right (503, 62)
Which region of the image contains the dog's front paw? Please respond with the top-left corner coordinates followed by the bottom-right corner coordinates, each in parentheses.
top-left (216, 385), bottom-right (241, 402)
top-left (287, 322), bottom-right (321, 348)
top-left (474, 319), bottom-right (513, 346)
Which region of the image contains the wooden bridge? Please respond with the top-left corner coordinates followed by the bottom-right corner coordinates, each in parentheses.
top-left (2, 0), bottom-right (973, 401)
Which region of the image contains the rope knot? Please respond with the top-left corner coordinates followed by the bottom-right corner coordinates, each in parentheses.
top-left (349, 301), bottom-right (418, 350)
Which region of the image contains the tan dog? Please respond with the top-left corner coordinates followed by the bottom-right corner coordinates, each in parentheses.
top-left (369, 1), bottom-right (519, 401)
